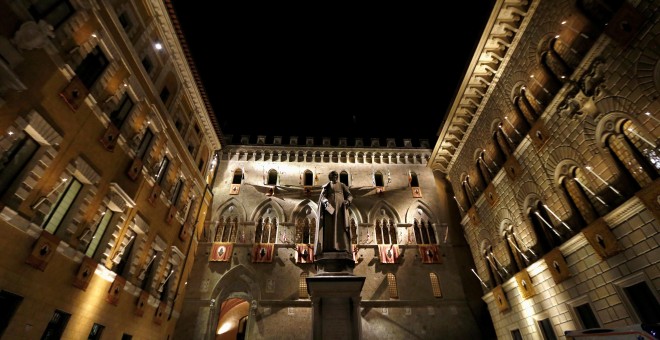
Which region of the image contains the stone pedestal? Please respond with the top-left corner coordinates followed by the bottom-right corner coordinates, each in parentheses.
top-left (307, 253), bottom-right (365, 340)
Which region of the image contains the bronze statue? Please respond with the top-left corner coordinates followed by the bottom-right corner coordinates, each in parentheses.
top-left (314, 170), bottom-right (353, 257)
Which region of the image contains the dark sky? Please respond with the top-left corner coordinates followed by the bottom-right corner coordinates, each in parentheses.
top-left (170, 2), bottom-right (495, 144)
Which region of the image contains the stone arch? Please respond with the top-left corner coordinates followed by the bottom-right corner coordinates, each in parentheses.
top-left (250, 198), bottom-right (286, 223)
top-left (544, 145), bottom-right (585, 185)
top-left (367, 200), bottom-right (401, 225)
top-left (478, 234), bottom-right (493, 254)
top-left (347, 205), bottom-right (364, 225)
top-left (404, 200), bottom-right (437, 224)
top-left (635, 32), bottom-right (660, 102)
top-left (595, 109), bottom-right (649, 147)
top-left (496, 208), bottom-right (516, 234)
top-left (214, 197), bottom-right (247, 222)
top-left (514, 179), bottom-right (542, 214)
top-left (208, 264), bottom-right (260, 338)
top-left (210, 264), bottom-right (260, 303)
top-left (498, 217), bottom-right (516, 237)
top-left (289, 199), bottom-right (318, 222)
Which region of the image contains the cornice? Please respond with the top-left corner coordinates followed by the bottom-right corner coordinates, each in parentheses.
top-left (152, 0), bottom-right (222, 149)
top-left (429, 0), bottom-right (532, 173)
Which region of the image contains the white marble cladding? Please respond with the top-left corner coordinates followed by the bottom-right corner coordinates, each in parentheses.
top-left (220, 145), bottom-right (431, 165)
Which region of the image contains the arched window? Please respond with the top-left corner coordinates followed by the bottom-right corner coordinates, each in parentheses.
top-left (462, 177), bottom-right (476, 206)
top-left (295, 217), bottom-right (315, 244)
top-left (528, 202), bottom-right (568, 254)
top-left (413, 219), bottom-right (423, 244)
top-left (502, 225), bottom-right (522, 273)
top-left (477, 152), bottom-right (494, 183)
top-left (482, 245), bottom-right (501, 287)
top-left (340, 170), bottom-right (350, 186)
top-left (560, 166), bottom-right (602, 227)
top-left (303, 170), bottom-right (314, 186)
top-left (218, 217), bottom-right (238, 243)
top-left (375, 219), bottom-right (384, 244)
top-left (605, 120), bottom-right (659, 188)
top-left (267, 169), bottom-right (278, 185)
top-left (374, 171), bottom-right (385, 187)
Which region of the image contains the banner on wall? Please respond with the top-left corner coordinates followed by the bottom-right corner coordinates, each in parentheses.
top-left (378, 244), bottom-right (399, 264)
top-left (252, 243), bottom-right (274, 263)
top-left (210, 242), bottom-right (233, 262)
top-left (419, 245), bottom-right (442, 264)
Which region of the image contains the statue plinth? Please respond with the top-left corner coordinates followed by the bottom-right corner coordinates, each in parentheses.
top-left (308, 252), bottom-right (365, 339)
top-left (314, 251), bottom-right (355, 275)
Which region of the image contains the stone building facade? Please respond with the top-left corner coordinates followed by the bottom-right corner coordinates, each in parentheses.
top-left (428, 0), bottom-right (660, 339)
top-left (0, 0), bottom-right (220, 339)
top-left (174, 136), bottom-right (493, 339)
top-left (2, 0), bottom-right (659, 339)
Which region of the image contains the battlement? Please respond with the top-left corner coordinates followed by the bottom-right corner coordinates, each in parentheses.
top-left (222, 134), bottom-right (432, 149)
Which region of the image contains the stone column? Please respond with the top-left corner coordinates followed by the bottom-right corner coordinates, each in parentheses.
top-left (307, 253), bottom-right (365, 339)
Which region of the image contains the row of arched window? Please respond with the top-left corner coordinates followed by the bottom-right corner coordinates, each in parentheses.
top-left (456, 1), bottom-right (659, 288)
top-left (230, 168), bottom-right (420, 188)
top-left (213, 216), bottom-right (439, 246)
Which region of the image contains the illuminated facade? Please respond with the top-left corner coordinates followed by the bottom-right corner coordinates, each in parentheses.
top-left (175, 136), bottom-right (491, 339)
top-left (428, 0), bottom-right (660, 339)
top-left (0, 0), bottom-right (220, 339)
top-left (1, 0), bottom-right (659, 339)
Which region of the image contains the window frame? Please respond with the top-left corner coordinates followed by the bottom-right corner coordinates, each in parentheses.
top-left (613, 272), bottom-right (660, 324)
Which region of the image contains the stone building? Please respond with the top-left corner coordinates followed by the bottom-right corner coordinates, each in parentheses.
top-left (1, 0), bottom-right (659, 339)
top-left (427, 0), bottom-right (660, 339)
top-left (174, 135), bottom-right (492, 339)
top-left (0, 0), bottom-right (220, 339)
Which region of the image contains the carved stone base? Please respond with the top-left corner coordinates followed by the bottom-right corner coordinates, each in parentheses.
top-left (314, 252), bottom-right (355, 275)
top-left (307, 274), bottom-right (365, 340)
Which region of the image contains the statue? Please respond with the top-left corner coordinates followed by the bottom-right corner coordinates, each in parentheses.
top-left (314, 170), bottom-right (353, 259)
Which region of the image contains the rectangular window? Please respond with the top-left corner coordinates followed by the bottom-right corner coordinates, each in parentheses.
top-left (41, 309), bottom-right (71, 340)
top-left (575, 303), bottom-right (599, 329)
top-left (171, 179), bottom-right (183, 205)
top-left (159, 87), bottom-right (170, 104)
top-left (88, 323), bottom-right (104, 340)
top-left (118, 12), bottom-right (132, 31)
top-left (75, 46), bottom-right (109, 89)
top-left (156, 157), bottom-right (170, 185)
top-left (28, 0), bottom-right (74, 28)
top-left (42, 178), bottom-right (82, 234)
top-left (538, 318), bottom-right (557, 340)
top-left (511, 329), bottom-right (523, 340)
top-left (110, 94), bottom-right (134, 128)
top-left (141, 56), bottom-right (153, 74)
top-left (0, 134), bottom-right (39, 198)
top-left (85, 210), bottom-right (114, 258)
top-left (0, 290), bottom-right (23, 337)
top-left (623, 281), bottom-right (660, 323)
top-left (136, 129), bottom-right (154, 160)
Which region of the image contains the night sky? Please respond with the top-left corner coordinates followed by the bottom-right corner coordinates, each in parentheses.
top-left (170, 2), bottom-right (495, 145)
